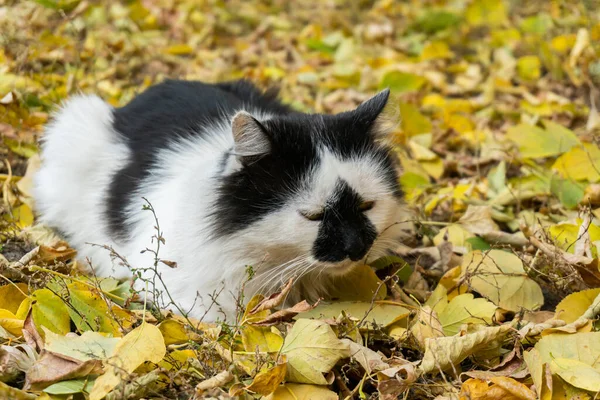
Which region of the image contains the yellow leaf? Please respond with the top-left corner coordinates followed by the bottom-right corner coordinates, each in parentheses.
top-left (422, 324), bottom-right (513, 373)
top-left (31, 289), bottom-right (70, 335)
top-left (89, 322), bottom-right (166, 400)
top-left (553, 143), bottom-right (600, 182)
top-left (0, 283), bottom-right (28, 314)
top-left (10, 204), bottom-right (34, 228)
top-left (420, 41), bottom-right (453, 60)
top-left (66, 284), bottom-right (128, 335)
top-left (0, 309), bottom-right (24, 336)
top-left (555, 288), bottom-right (600, 323)
top-left (246, 360), bottom-right (287, 396)
top-left (0, 382), bottom-right (37, 400)
top-left (281, 319), bottom-right (350, 385)
top-left (164, 44), bottom-right (193, 55)
top-left (551, 34), bottom-right (577, 54)
top-left (433, 224), bottom-right (474, 248)
top-left (550, 358), bottom-right (600, 393)
top-left (517, 56), bottom-right (541, 81)
top-left (446, 114), bottom-right (475, 134)
top-left (158, 319), bottom-right (202, 346)
top-left (298, 301), bottom-right (410, 329)
top-left (266, 383), bottom-right (337, 400)
top-left (548, 219), bottom-right (600, 254)
top-left (437, 293), bottom-right (497, 336)
top-left (241, 325), bottom-right (284, 353)
top-left (461, 250), bottom-right (544, 312)
top-left (326, 263), bottom-right (387, 301)
top-left (465, 0), bottom-right (507, 27)
top-left (460, 377), bottom-right (536, 400)
top-left (399, 102), bottom-right (431, 137)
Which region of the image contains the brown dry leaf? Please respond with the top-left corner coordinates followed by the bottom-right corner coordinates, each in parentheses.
top-left (24, 350), bottom-right (103, 391)
top-left (410, 305), bottom-right (444, 350)
top-left (252, 300), bottom-right (318, 326)
top-left (194, 370), bottom-right (234, 396)
top-left (342, 338), bottom-right (389, 373)
top-left (250, 278), bottom-right (294, 315)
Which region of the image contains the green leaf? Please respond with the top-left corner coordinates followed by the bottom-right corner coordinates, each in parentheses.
top-left (550, 176), bottom-right (585, 209)
top-left (44, 379), bottom-right (95, 395)
top-left (413, 11), bottom-right (461, 34)
top-left (381, 71), bottom-right (426, 94)
top-left (506, 121), bottom-right (579, 159)
top-left (31, 288), bottom-right (71, 335)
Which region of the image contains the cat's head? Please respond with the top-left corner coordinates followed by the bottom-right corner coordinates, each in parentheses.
top-left (215, 89), bottom-right (407, 278)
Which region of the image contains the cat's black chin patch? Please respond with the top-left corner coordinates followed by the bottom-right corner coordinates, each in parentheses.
top-left (312, 180), bottom-right (377, 263)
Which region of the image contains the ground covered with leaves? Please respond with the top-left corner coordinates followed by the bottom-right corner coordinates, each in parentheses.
top-left (2, 0), bottom-right (600, 399)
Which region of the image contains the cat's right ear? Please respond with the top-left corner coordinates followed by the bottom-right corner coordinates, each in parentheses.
top-left (231, 111), bottom-right (271, 164)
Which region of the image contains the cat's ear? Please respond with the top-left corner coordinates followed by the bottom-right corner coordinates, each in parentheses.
top-left (354, 88), bottom-right (395, 140)
top-left (355, 89), bottom-right (390, 124)
top-left (231, 111), bottom-right (271, 164)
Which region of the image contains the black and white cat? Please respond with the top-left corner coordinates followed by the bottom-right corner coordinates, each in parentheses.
top-left (33, 80), bottom-right (412, 321)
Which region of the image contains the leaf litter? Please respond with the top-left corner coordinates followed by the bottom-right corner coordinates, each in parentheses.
top-left (2, 0), bottom-right (600, 398)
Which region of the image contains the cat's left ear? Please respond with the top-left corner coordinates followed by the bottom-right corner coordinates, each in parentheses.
top-left (355, 88), bottom-right (390, 124)
top-left (354, 88), bottom-right (394, 139)
top-left (231, 111), bottom-right (271, 165)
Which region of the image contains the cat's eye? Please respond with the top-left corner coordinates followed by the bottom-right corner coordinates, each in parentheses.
top-left (359, 201), bottom-right (375, 212)
top-left (300, 210), bottom-right (325, 221)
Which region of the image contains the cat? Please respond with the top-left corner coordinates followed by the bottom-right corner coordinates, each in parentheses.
top-left (33, 79), bottom-right (412, 322)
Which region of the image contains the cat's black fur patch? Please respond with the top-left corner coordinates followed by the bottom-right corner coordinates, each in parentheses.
top-left (108, 80), bottom-right (400, 246)
top-left (108, 79), bottom-right (291, 239)
top-left (312, 180), bottom-right (377, 262)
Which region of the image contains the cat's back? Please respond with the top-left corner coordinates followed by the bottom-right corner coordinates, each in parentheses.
top-left (113, 79), bottom-right (289, 147)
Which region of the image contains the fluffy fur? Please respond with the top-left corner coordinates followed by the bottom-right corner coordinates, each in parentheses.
top-left (34, 80), bottom-right (412, 322)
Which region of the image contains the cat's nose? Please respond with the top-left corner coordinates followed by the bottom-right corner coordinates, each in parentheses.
top-left (344, 238), bottom-right (371, 261)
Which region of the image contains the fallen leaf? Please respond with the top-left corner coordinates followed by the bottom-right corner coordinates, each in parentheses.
top-left (461, 250), bottom-right (544, 312)
top-left (24, 350), bottom-right (102, 391)
top-left (297, 301), bottom-right (410, 329)
top-left (0, 283), bottom-right (28, 314)
top-left (252, 300), bottom-right (317, 326)
top-left (250, 278), bottom-right (294, 314)
top-left (342, 339), bottom-right (389, 373)
top-left (31, 288), bottom-right (70, 335)
top-left (241, 324), bottom-right (284, 353)
top-left (266, 383), bottom-right (337, 400)
top-left (246, 360), bottom-right (287, 396)
top-left (554, 288), bottom-right (600, 323)
top-left (437, 293), bottom-right (497, 336)
top-left (195, 370), bottom-right (234, 395)
top-left (0, 381), bottom-right (37, 400)
top-left (421, 324), bottom-right (513, 374)
top-left (281, 319), bottom-right (350, 385)
top-left (89, 322), bottom-right (166, 400)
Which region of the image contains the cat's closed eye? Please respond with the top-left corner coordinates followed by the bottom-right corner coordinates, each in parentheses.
top-left (300, 201), bottom-right (376, 222)
top-left (300, 210), bottom-right (325, 221)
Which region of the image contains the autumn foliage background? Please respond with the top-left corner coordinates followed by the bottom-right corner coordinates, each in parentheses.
top-left (2, 0), bottom-right (600, 399)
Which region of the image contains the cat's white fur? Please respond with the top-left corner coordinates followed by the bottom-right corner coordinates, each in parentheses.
top-left (34, 95), bottom-right (412, 322)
